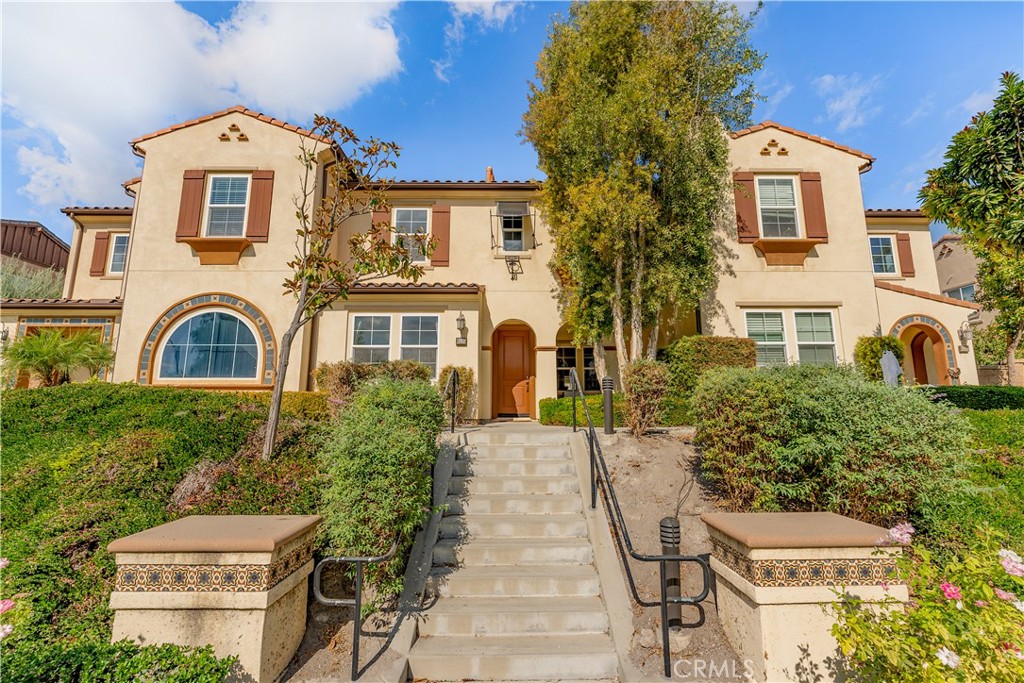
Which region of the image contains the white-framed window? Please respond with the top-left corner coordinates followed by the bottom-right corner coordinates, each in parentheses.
top-left (108, 234), bottom-right (130, 274)
top-left (393, 208), bottom-right (429, 262)
top-left (498, 202), bottom-right (528, 251)
top-left (205, 174), bottom-right (250, 237)
top-left (351, 315), bottom-right (391, 364)
top-left (158, 309), bottom-right (259, 380)
top-left (400, 315), bottom-right (439, 376)
top-left (745, 311), bottom-right (787, 366)
top-left (794, 311), bottom-right (837, 366)
top-left (944, 284), bottom-right (976, 302)
top-left (869, 236), bottom-right (897, 274)
top-left (756, 177), bottom-right (799, 238)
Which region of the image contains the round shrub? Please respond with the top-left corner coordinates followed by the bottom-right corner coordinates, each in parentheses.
top-left (853, 335), bottom-right (906, 382)
top-left (621, 359), bottom-right (669, 437)
top-left (692, 365), bottom-right (972, 528)
top-left (663, 335), bottom-right (757, 394)
top-left (438, 365), bottom-right (476, 423)
top-left (314, 359), bottom-right (432, 415)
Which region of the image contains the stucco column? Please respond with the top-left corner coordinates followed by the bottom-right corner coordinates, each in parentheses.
top-left (701, 512), bottom-right (907, 683)
top-left (534, 345), bottom-right (557, 419)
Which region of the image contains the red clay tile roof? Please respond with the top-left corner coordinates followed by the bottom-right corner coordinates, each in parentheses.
top-left (348, 282), bottom-right (481, 294)
top-left (60, 207), bottom-right (134, 216)
top-left (933, 233), bottom-right (962, 248)
top-left (731, 121), bottom-right (876, 169)
top-left (1, 298), bottom-right (123, 309)
top-left (864, 209), bottom-right (926, 218)
top-left (131, 105), bottom-right (325, 147)
top-left (874, 280), bottom-right (980, 310)
top-left (122, 177), bottom-right (142, 188)
top-left (390, 180), bottom-right (540, 190)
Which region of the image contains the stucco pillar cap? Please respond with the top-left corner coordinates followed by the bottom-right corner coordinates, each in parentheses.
top-left (108, 515), bottom-right (322, 554)
top-left (700, 512), bottom-right (890, 549)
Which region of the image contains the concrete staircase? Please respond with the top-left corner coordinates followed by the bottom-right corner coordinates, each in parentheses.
top-left (410, 429), bottom-right (618, 681)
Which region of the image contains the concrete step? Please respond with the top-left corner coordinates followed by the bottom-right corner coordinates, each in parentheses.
top-left (453, 458), bottom-right (575, 477)
top-left (408, 634), bottom-right (618, 680)
top-left (428, 565), bottom-right (601, 598)
top-left (439, 513), bottom-right (588, 539)
top-left (465, 431), bottom-right (570, 446)
top-left (444, 493), bottom-right (583, 515)
top-left (459, 444), bottom-right (571, 460)
top-left (417, 596), bottom-right (610, 636)
top-left (448, 475), bottom-right (580, 496)
top-left (432, 537), bottom-right (594, 566)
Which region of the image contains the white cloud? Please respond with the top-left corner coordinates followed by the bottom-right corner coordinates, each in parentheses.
top-left (756, 73), bottom-right (794, 120)
top-left (432, 1), bottom-right (522, 82)
top-left (959, 86), bottom-right (998, 115)
top-left (1, 1), bottom-right (402, 209)
top-left (897, 145), bottom-right (945, 197)
top-left (812, 73), bottom-right (883, 133)
top-left (902, 93), bottom-right (935, 126)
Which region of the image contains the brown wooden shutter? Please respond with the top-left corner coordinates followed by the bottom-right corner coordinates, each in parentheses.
top-left (733, 172), bottom-right (759, 243)
top-left (245, 170), bottom-right (274, 242)
top-left (800, 172), bottom-right (828, 242)
top-left (176, 170), bottom-right (206, 240)
top-left (431, 204), bottom-right (451, 266)
top-left (90, 231), bottom-right (110, 276)
top-left (371, 206), bottom-right (390, 246)
top-left (896, 232), bottom-right (915, 277)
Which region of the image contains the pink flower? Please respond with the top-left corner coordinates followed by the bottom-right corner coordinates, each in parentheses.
top-left (0, 624), bottom-right (11, 640)
top-left (1001, 643), bottom-right (1024, 661)
top-left (936, 647), bottom-right (960, 669)
top-left (0, 600), bottom-right (13, 614)
top-left (995, 588), bottom-right (1017, 602)
top-left (940, 582), bottom-right (963, 601)
top-left (999, 549), bottom-right (1024, 577)
top-left (887, 523), bottom-right (915, 545)
top-left (975, 600), bottom-right (987, 607)
top-left (0, 558), bottom-right (8, 570)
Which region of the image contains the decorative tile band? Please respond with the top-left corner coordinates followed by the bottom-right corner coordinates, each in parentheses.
top-left (711, 538), bottom-right (898, 588)
top-left (115, 542), bottom-right (313, 593)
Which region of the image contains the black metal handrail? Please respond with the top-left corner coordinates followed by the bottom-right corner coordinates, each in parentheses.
top-left (568, 368), bottom-right (711, 678)
top-left (313, 535), bottom-right (400, 681)
top-left (440, 368), bottom-right (459, 434)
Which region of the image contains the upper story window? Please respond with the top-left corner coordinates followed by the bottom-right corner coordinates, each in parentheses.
top-left (746, 311), bottom-right (787, 366)
top-left (869, 236), bottom-right (897, 274)
top-left (497, 202), bottom-right (529, 251)
top-left (205, 174), bottom-right (250, 237)
top-left (393, 208), bottom-right (429, 262)
top-left (159, 310), bottom-right (259, 380)
top-left (108, 234), bottom-right (130, 274)
top-left (756, 177), bottom-right (799, 238)
top-left (945, 284), bottom-right (976, 302)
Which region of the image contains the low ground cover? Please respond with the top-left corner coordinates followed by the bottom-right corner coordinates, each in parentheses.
top-left (0, 383), bottom-right (326, 671)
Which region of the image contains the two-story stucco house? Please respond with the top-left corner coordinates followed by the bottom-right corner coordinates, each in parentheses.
top-left (0, 107), bottom-right (981, 412)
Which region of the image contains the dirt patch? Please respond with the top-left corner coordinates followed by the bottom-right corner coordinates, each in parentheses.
top-left (601, 429), bottom-right (747, 680)
top-left (282, 563), bottom-right (402, 681)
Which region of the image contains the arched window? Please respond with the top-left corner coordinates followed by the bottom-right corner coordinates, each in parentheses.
top-left (158, 309), bottom-right (259, 380)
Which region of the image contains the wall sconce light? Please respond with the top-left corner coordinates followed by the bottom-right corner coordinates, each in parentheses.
top-left (455, 312), bottom-right (468, 346)
top-left (0, 325), bottom-right (9, 345)
top-left (505, 255), bottom-right (523, 281)
top-left (957, 321), bottom-right (973, 353)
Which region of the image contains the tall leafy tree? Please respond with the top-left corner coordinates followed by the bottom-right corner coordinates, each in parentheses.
top-left (920, 72), bottom-right (1024, 384)
top-left (262, 116), bottom-right (428, 460)
top-left (522, 0), bottom-right (763, 376)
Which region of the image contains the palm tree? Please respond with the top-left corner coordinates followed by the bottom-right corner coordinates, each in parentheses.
top-left (2, 328), bottom-right (115, 386)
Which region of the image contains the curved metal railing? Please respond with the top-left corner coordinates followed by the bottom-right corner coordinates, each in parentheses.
top-left (568, 368), bottom-right (711, 678)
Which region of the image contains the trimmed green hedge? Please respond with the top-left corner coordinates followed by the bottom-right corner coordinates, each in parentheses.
top-left (319, 378), bottom-right (444, 600)
top-left (664, 335), bottom-right (756, 394)
top-left (539, 393), bottom-right (624, 427)
top-left (236, 390), bottom-right (330, 421)
top-left (314, 360), bottom-right (431, 415)
top-left (853, 335), bottom-right (906, 382)
top-left (925, 385), bottom-right (1024, 410)
top-left (1, 641), bottom-right (234, 683)
top-left (692, 365), bottom-right (973, 530)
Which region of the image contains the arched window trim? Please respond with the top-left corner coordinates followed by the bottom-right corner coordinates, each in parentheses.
top-left (155, 306), bottom-right (262, 383)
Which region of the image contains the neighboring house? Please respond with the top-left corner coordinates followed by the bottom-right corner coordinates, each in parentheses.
top-left (933, 234), bottom-right (992, 324)
top-left (0, 108), bottom-right (982, 418)
top-left (1, 219), bottom-right (69, 272)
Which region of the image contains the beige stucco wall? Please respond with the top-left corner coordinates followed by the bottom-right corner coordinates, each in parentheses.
top-left (934, 236), bottom-right (996, 326)
top-left (866, 217), bottom-right (939, 292)
top-left (111, 112), bottom-right (320, 390)
top-left (64, 215), bottom-right (132, 301)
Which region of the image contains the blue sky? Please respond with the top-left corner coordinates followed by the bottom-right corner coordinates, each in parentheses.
top-left (2, 1), bottom-right (1021, 245)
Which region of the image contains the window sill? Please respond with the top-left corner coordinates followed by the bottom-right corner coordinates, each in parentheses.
top-left (873, 274), bottom-right (904, 280)
top-left (100, 274), bottom-right (125, 280)
top-left (752, 238), bottom-right (825, 266)
top-left (494, 251), bottom-right (533, 260)
top-left (180, 237), bottom-right (252, 265)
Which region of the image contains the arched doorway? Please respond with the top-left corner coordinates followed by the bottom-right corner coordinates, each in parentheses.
top-left (492, 321), bottom-right (536, 418)
top-left (890, 315), bottom-right (956, 386)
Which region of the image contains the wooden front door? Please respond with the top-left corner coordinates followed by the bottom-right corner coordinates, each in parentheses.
top-left (494, 326), bottom-right (534, 417)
